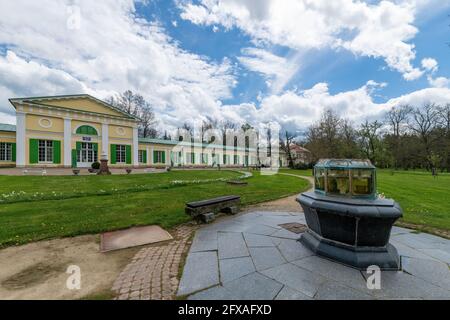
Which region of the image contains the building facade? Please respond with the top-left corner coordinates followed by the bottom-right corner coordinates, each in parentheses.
top-left (0, 94), bottom-right (260, 169)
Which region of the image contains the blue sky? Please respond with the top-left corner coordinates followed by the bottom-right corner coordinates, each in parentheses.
top-left (0, 0), bottom-right (450, 132)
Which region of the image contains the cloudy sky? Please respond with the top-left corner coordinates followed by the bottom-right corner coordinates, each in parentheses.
top-left (1, 0), bottom-right (450, 134)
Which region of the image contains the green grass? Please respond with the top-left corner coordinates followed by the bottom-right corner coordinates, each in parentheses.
top-left (0, 170), bottom-right (241, 203)
top-left (377, 170), bottom-right (450, 232)
top-left (280, 168), bottom-right (450, 233)
top-left (0, 171), bottom-right (309, 247)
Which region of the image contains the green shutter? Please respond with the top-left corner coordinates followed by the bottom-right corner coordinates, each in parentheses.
top-left (143, 150), bottom-right (147, 164)
top-left (93, 143), bottom-right (98, 152)
top-left (29, 139), bottom-right (38, 164)
top-left (110, 144), bottom-right (116, 164)
top-left (154, 151), bottom-right (158, 164)
top-left (126, 145), bottom-right (131, 164)
top-left (76, 141), bottom-right (82, 151)
top-left (11, 143), bottom-right (16, 162)
top-left (162, 151), bottom-right (166, 164)
top-left (72, 149), bottom-right (77, 168)
top-left (53, 140), bottom-right (61, 164)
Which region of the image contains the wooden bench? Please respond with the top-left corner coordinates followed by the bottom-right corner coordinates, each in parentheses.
top-left (185, 195), bottom-right (241, 223)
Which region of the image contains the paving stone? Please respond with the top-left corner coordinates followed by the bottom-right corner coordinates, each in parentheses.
top-left (392, 233), bottom-right (445, 250)
top-left (390, 240), bottom-right (439, 261)
top-left (292, 255), bottom-right (368, 292)
top-left (401, 256), bottom-right (450, 289)
top-left (190, 230), bottom-right (218, 252)
top-left (270, 228), bottom-right (300, 240)
top-left (243, 233), bottom-right (276, 247)
top-left (275, 239), bottom-right (314, 262)
top-left (177, 251), bottom-right (219, 296)
top-left (275, 286), bottom-right (312, 300)
top-left (259, 216), bottom-right (304, 229)
top-left (391, 226), bottom-right (412, 235)
top-left (222, 272), bottom-right (283, 300)
top-left (261, 263), bottom-right (326, 298)
top-left (249, 247), bottom-right (286, 271)
top-left (242, 223), bottom-right (280, 236)
top-left (361, 271), bottom-right (450, 299)
top-left (314, 281), bottom-right (374, 300)
top-left (417, 248), bottom-right (450, 264)
top-left (188, 286), bottom-right (236, 300)
top-left (219, 257), bottom-right (256, 283)
top-left (218, 232), bottom-right (249, 259)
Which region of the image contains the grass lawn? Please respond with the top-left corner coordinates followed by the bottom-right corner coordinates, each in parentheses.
top-left (281, 168), bottom-right (450, 234)
top-left (0, 170), bottom-right (309, 247)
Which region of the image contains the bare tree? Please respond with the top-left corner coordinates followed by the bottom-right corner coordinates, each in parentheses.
top-left (280, 130), bottom-right (295, 168)
top-left (386, 105), bottom-right (412, 137)
top-left (408, 103), bottom-right (442, 169)
top-left (138, 103), bottom-right (157, 138)
top-left (108, 90), bottom-right (157, 138)
top-left (359, 120), bottom-right (383, 164)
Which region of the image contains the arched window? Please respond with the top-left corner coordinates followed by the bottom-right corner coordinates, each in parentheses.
top-left (179, 136), bottom-right (184, 142)
top-left (76, 125), bottom-right (98, 136)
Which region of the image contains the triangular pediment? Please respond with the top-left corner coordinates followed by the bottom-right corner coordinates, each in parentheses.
top-left (10, 94), bottom-right (138, 121)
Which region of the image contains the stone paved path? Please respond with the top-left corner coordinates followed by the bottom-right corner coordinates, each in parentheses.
top-left (178, 211), bottom-right (450, 300)
top-left (112, 224), bottom-right (197, 300)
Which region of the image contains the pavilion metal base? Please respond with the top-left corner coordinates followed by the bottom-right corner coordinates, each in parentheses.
top-left (300, 231), bottom-right (401, 271)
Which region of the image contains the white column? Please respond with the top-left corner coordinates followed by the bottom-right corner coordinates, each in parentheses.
top-left (132, 127), bottom-right (139, 167)
top-left (102, 123), bottom-right (109, 158)
top-left (64, 118), bottom-right (72, 167)
top-left (150, 147), bottom-right (154, 165)
top-left (146, 147), bottom-right (150, 166)
top-left (16, 112), bottom-right (26, 167)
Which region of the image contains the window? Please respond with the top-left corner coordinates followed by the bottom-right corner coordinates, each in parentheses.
top-left (38, 140), bottom-right (53, 163)
top-left (116, 145), bottom-right (126, 163)
top-left (77, 143), bottom-right (97, 163)
top-left (138, 150), bottom-right (145, 163)
top-left (223, 154), bottom-right (227, 165)
top-left (0, 143), bottom-right (12, 161)
top-left (315, 168), bottom-right (326, 191)
top-left (186, 152), bottom-right (195, 164)
top-left (352, 170), bottom-right (374, 196)
top-left (201, 153), bottom-right (208, 164)
top-left (76, 125), bottom-right (98, 136)
top-left (234, 155), bottom-right (239, 165)
top-left (154, 151), bottom-right (165, 163)
top-left (327, 169), bottom-right (350, 195)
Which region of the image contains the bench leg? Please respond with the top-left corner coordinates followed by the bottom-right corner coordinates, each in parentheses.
top-left (198, 212), bottom-right (216, 224)
top-left (222, 206), bottom-right (239, 215)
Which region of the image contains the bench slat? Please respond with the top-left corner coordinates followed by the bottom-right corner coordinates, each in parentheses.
top-left (186, 195), bottom-right (240, 208)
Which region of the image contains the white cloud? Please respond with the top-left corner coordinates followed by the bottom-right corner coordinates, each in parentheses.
top-left (179, 0), bottom-right (425, 80)
top-left (237, 48), bottom-right (301, 94)
top-left (0, 0), bottom-right (236, 130)
top-left (221, 80), bottom-right (450, 133)
top-left (427, 76), bottom-right (450, 88)
top-left (421, 57), bottom-right (438, 72)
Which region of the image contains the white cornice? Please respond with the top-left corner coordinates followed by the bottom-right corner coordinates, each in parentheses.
top-left (20, 102), bottom-right (137, 127)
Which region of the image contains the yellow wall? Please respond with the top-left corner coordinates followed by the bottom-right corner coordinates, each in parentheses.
top-left (43, 97), bottom-right (126, 118)
top-left (109, 125), bottom-right (133, 139)
top-left (0, 131), bottom-right (16, 167)
top-left (26, 114), bottom-right (64, 133)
